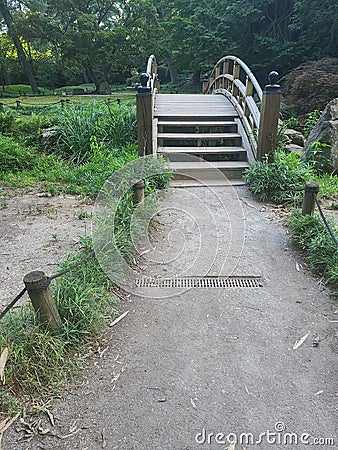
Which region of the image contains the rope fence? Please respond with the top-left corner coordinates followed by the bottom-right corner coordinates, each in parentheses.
top-left (0, 96), bottom-right (133, 111)
top-left (0, 136), bottom-right (148, 324)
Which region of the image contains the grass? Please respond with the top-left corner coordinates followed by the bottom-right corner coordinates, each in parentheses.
top-left (245, 139), bottom-right (338, 296)
top-left (288, 212), bottom-right (338, 294)
top-left (0, 96), bottom-right (172, 414)
top-left (244, 149), bottom-right (338, 205)
top-left (0, 242), bottom-right (114, 413)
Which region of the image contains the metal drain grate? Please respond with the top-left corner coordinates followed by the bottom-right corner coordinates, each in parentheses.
top-left (136, 276), bottom-right (264, 288)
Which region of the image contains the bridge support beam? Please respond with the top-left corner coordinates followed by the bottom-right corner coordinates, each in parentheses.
top-left (257, 71), bottom-right (281, 161)
top-left (136, 73), bottom-right (153, 156)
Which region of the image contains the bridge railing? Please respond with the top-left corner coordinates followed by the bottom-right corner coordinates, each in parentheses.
top-left (136, 55), bottom-right (159, 156)
top-left (204, 55), bottom-right (281, 160)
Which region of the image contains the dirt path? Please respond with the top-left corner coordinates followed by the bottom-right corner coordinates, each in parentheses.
top-left (2, 185), bottom-right (338, 450)
top-left (0, 191), bottom-right (93, 310)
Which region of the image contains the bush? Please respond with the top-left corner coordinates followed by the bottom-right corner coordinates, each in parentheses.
top-left (57, 100), bottom-right (137, 163)
top-left (245, 150), bottom-right (338, 204)
top-left (288, 211), bottom-right (338, 293)
top-left (0, 134), bottom-right (38, 173)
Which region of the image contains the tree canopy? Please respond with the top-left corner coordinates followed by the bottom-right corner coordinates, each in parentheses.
top-left (0, 0), bottom-right (336, 91)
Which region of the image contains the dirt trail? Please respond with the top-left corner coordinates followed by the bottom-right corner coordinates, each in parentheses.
top-left (2, 186), bottom-right (338, 450)
top-left (0, 192), bottom-right (93, 310)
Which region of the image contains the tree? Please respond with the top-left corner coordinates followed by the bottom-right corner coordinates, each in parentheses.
top-left (0, 0), bottom-right (40, 93)
top-left (43, 0), bottom-right (160, 93)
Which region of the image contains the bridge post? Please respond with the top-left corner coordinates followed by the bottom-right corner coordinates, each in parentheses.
top-left (136, 73), bottom-right (153, 156)
top-left (257, 71), bottom-right (281, 161)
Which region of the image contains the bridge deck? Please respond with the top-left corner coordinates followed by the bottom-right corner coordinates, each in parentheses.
top-left (153, 93), bottom-right (249, 186)
top-left (154, 94), bottom-right (238, 119)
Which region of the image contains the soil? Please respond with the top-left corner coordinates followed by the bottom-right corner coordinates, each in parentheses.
top-left (1, 185), bottom-right (337, 450)
top-left (0, 190), bottom-right (93, 310)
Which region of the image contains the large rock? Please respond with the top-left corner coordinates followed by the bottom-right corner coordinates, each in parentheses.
top-left (280, 58), bottom-right (338, 116)
top-left (304, 98), bottom-right (338, 173)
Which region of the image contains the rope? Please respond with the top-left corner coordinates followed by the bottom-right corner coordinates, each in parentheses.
top-left (0, 288), bottom-right (27, 320)
top-left (0, 194), bottom-right (137, 319)
top-left (315, 197), bottom-right (338, 248)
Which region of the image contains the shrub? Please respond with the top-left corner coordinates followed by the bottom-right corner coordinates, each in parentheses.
top-left (0, 134), bottom-right (38, 173)
top-left (56, 100), bottom-right (137, 163)
top-left (245, 150), bottom-right (338, 204)
top-left (288, 211), bottom-right (338, 293)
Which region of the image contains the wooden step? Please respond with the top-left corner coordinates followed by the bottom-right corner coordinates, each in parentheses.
top-left (158, 146), bottom-right (246, 155)
top-left (158, 121), bottom-right (238, 133)
top-left (170, 178), bottom-right (246, 188)
top-left (158, 132), bottom-right (241, 140)
top-left (158, 120), bottom-right (237, 127)
top-left (170, 160), bottom-right (249, 180)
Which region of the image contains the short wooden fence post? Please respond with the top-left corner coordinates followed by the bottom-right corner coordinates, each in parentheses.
top-left (257, 71), bottom-right (281, 161)
top-left (302, 182), bottom-right (320, 215)
top-left (23, 271), bottom-right (61, 329)
top-left (133, 180), bottom-right (145, 204)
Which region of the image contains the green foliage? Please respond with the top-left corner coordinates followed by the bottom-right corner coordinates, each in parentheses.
top-left (0, 134), bottom-right (38, 172)
top-left (0, 97), bottom-right (173, 413)
top-left (288, 211), bottom-right (338, 293)
top-left (56, 100), bottom-right (137, 163)
top-left (303, 109), bottom-right (321, 138)
top-left (0, 110), bottom-right (16, 134)
top-left (0, 248), bottom-right (113, 410)
top-left (245, 150), bottom-right (338, 205)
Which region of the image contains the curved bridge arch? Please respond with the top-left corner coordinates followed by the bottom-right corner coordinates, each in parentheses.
top-left (137, 55), bottom-right (281, 186)
top-left (204, 56), bottom-right (263, 157)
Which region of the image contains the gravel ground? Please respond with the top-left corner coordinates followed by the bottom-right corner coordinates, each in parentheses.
top-left (1, 185), bottom-right (337, 450)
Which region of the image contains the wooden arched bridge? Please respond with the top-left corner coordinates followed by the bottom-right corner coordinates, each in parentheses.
top-left (136, 55), bottom-right (281, 186)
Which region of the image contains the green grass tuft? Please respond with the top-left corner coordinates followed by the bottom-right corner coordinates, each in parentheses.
top-left (288, 211), bottom-right (338, 293)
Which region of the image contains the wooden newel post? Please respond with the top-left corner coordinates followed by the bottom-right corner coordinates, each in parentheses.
top-left (302, 182), bottom-right (320, 215)
top-left (136, 73), bottom-right (153, 156)
top-left (202, 74), bottom-right (209, 93)
top-left (23, 271), bottom-right (61, 329)
top-left (132, 180), bottom-right (145, 204)
top-left (257, 71), bottom-right (281, 161)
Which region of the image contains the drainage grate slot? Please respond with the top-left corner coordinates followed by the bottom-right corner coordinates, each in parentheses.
top-left (136, 276), bottom-right (264, 288)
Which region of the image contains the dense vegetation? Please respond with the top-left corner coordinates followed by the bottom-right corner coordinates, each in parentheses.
top-left (0, 1), bottom-right (337, 92)
top-left (244, 112), bottom-right (338, 295)
top-left (0, 99), bottom-right (171, 413)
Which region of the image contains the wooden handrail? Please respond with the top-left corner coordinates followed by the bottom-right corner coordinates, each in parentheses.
top-left (204, 55), bottom-right (263, 159)
top-left (146, 54), bottom-right (160, 93)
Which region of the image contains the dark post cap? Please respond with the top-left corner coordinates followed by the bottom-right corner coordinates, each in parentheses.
top-left (265, 71), bottom-right (281, 93)
top-left (304, 181), bottom-right (320, 193)
top-left (137, 73), bottom-right (151, 94)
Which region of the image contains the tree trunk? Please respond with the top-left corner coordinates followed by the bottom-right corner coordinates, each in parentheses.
top-left (192, 68), bottom-right (201, 86)
top-left (167, 51), bottom-right (179, 84)
top-left (0, 2), bottom-right (39, 94)
top-left (84, 65), bottom-right (100, 92)
top-left (1, 62), bottom-right (11, 85)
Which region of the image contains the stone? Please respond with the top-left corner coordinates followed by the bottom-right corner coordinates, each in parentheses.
top-left (304, 98), bottom-right (338, 173)
top-left (283, 129), bottom-right (305, 147)
top-left (72, 88), bottom-right (85, 95)
top-left (97, 81), bottom-right (111, 95)
top-left (285, 143), bottom-right (304, 155)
